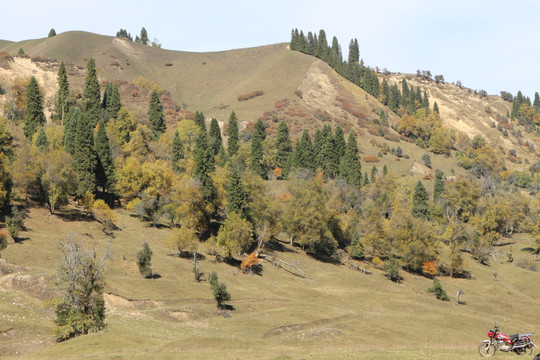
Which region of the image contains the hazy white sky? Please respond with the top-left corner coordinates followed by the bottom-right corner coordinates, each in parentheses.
top-left (2, 0), bottom-right (539, 98)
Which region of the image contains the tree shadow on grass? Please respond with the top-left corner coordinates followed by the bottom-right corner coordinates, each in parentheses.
top-left (55, 209), bottom-right (94, 223)
top-left (145, 273), bottom-right (162, 279)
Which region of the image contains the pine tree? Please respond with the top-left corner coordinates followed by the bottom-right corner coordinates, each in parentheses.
top-left (95, 123), bottom-right (115, 193)
top-left (136, 242), bottom-right (153, 278)
top-left (74, 112), bottom-right (97, 196)
top-left (23, 77), bottom-right (46, 138)
top-left (534, 92), bottom-right (540, 112)
top-left (194, 130), bottom-right (216, 204)
top-left (251, 119), bottom-right (266, 178)
top-left (312, 129), bottom-right (324, 168)
top-left (209, 118), bottom-right (222, 156)
top-left (433, 101), bottom-right (440, 114)
top-left (108, 84), bottom-right (121, 119)
top-left (412, 181), bottom-right (429, 219)
top-left (83, 58), bottom-right (101, 127)
top-left (294, 130), bottom-right (314, 170)
top-left (194, 111), bottom-right (206, 132)
top-left (363, 172), bottom-right (370, 186)
top-left (433, 170), bottom-right (444, 202)
top-left (35, 127), bottom-right (49, 152)
top-left (171, 131), bottom-right (184, 173)
top-left (348, 38), bottom-right (359, 64)
top-left (320, 129), bottom-right (339, 179)
top-left (342, 132), bottom-right (362, 188)
top-left (381, 79), bottom-right (390, 106)
top-left (401, 78), bottom-right (409, 107)
top-left (102, 83), bottom-right (111, 109)
top-left (140, 27), bottom-right (149, 45)
top-left (383, 164), bottom-right (388, 175)
top-left (370, 165), bottom-right (377, 183)
top-left (64, 107), bottom-right (80, 155)
top-left (55, 61), bottom-right (70, 124)
top-left (334, 125), bottom-right (346, 160)
top-left (227, 111), bottom-right (239, 157)
top-left (276, 121), bottom-right (293, 171)
top-left (317, 29), bottom-right (328, 60)
top-left (148, 90), bottom-right (165, 138)
top-left (379, 110), bottom-right (387, 125)
top-left (226, 168), bottom-right (248, 219)
top-left (48, 28), bottom-right (56, 37)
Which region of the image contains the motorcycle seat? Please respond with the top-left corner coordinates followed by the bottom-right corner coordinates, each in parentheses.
top-left (510, 334), bottom-right (519, 342)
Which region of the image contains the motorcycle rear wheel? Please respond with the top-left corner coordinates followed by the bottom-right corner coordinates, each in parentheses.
top-left (478, 341), bottom-right (497, 357)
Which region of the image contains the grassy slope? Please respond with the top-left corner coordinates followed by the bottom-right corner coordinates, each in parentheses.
top-left (0, 32), bottom-right (315, 123)
top-left (1, 206), bottom-right (539, 359)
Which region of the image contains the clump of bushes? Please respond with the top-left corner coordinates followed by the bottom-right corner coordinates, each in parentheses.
top-left (237, 90), bottom-right (264, 101)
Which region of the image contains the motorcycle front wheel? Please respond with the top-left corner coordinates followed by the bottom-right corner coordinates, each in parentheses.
top-left (478, 341), bottom-right (497, 357)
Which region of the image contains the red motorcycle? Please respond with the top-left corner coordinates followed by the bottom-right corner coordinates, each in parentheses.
top-left (479, 322), bottom-right (535, 356)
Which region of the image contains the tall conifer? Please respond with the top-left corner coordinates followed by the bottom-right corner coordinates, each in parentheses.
top-left (148, 90), bottom-right (165, 138)
top-left (83, 58), bottom-right (101, 127)
top-left (194, 130), bottom-right (216, 204)
top-left (194, 111), bottom-right (206, 132)
top-left (251, 119), bottom-right (266, 178)
top-left (55, 61), bottom-right (70, 124)
top-left (74, 112), bottom-right (97, 196)
top-left (226, 168), bottom-right (248, 219)
top-left (209, 118), bottom-right (223, 155)
top-left (276, 121), bottom-right (293, 171)
top-left (227, 111), bottom-right (239, 157)
top-left (172, 131), bottom-right (184, 173)
top-left (342, 132), bottom-right (362, 188)
top-left (95, 122), bottom-right (115, 193)
top-left (23, 76), bottom-right (46, 138)
top-left (412, 181), bottom-right (429, 219)
top-left (294, 130), bottom-right (313, 170)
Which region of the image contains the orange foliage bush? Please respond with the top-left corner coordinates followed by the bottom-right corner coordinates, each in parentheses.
top-left (241, 252), bottom-right (259, 272)
top-left (363, 156), bottom-right (380, 163)
top-left (274, 99), bottom-right (289, 109)
top-left (238, 90), bottom-right (264, 101)
top-left (422, 261), bottom-right (438, 277)
top-left (273, 167), bottom-right (283, 179)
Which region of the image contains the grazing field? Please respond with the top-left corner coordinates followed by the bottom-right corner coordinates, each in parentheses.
top-left (0, 205), bottom-right (538, 359)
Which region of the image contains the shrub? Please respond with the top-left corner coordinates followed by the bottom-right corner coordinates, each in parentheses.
top-left (422, 261), bottom-right (438, 277)
top-left (240, 252), bottom-right (259, 273)
top-left (208, 271), bottom-right (231, 309)
top-left (136, 242), bottom-right (153, 278)
top-left (384, 258), bottom-right (402, 283)
top-left (237, 90), bottom-right (264, 101)
top-left (363, 156), bottom-right (380, 163)
top-left (427, 279), bottom-right (449, 301)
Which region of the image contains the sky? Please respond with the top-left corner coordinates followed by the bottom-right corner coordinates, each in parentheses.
top-left (2, 0), bottom-right (540, 98)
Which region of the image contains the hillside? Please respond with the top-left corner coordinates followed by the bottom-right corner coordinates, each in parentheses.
top-left (1, 205), bottom-right (539, 359)
top-left (0, 30), bottom-right (540, 359)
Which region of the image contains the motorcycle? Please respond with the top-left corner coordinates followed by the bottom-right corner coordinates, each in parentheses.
top-left (478, 322), bottom-right (536, 357)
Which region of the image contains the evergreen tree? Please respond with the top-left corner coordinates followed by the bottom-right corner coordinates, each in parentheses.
top-left (363, 172), bottom-right (370, 186)
top-left (55, 61), bottom-right (70, 124)
top-left (35, 127), bottom-right (49, 152)
top-left (294, 130), bottom-right (314, 170)
top-left (534, 92), bottom-right (540, 112)
top-left (194, 111), bottom-right (206, 132)
top-left (423, 90), bottom-right (430, 109)
top-left (379, 110), bottom-right (387, 125)
top-left (342, 132), bottom-right (362, 188)
top-left (23, 76), bottom-right (46, 138)
top-left (433, 170), bottom-right (444, 202)
top-left (348, 38), bottom-right (359, 64)
top-left (209, 118), bottom-right (222, 156)
top-left (108, 84), bottom-right (121, 119)
top-left (227, 111), bottom-right (239, 157)
top-left (312, 128), bottom-right (324, 168)
top-left (102, 83), bottom-right (111, 109)
top-left (412, 181), bottom-right (429, 219)
top-left (370, 165), bottom-right (377, 183)
top-left (226, 168), bottom-right (248, 219)
top-left (383, 164), bottom-right (388, 175)
top-left (251, 119), bottom-right (266, 178)
top-left (64, 107), bottom-right (81, 155)
top-left (381, 79), bottom-right (390, 106)
top-left (140, 27), bottom-right (149, 45)
top-left (172, 131), bottom-right (184, 173)
top-left (194, 130), bottom-right (216, 204)
top-left (95, 123), bottom-right (115, 193)
top-left (276, 121), bottom-right (293, 171)
top-left (48, 28), bottom-right (56, 37)
top-left (334, 125), bottom-right (346, 160)
top-left (319, 129), bottom-right (339, 179)
top-left (83, 58), bottom-right (101, 127)
top-left (401, 78), bottom-right (409, 107)
top-left (148, 90), bottom-right (165, 138)
top-left (317, 29), bottom-right (328, 60)
top-left (433, 101), bottom-right (440, 114)
top-left (74, 112), bottom-right (97, 196)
